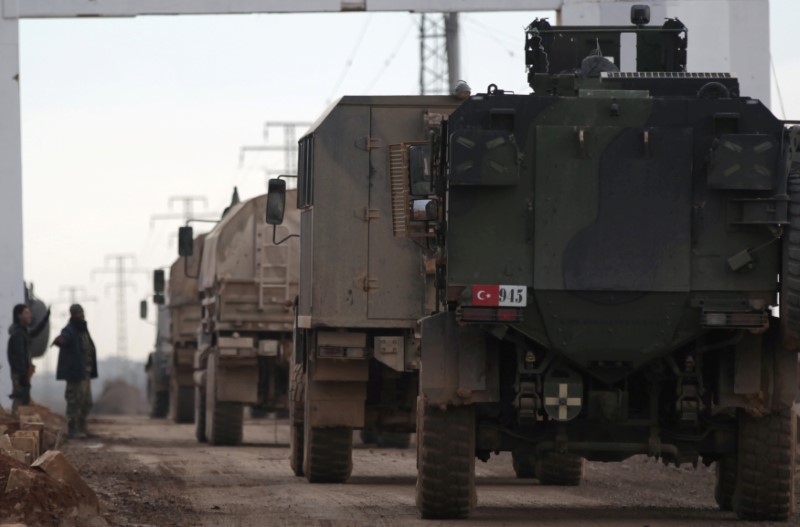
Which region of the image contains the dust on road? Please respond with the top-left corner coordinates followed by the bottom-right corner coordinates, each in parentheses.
top-left (61, 415), bottom-right (799, 527)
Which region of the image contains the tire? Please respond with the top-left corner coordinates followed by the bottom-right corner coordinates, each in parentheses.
top-left (512, 449), bottom-right (536, 479)
top-left (206, 388), bottom-right (244, 446)
top-left (194, 386), bottom-right (207, 443)
top-left (536, 452), bottom-right (585, 486)
top-left (172, 384), bottom-right (194, 424)
top-left (733, 407), bottom-right (796, 521)
top-left (715, 456), bottom-right (737, 511)
top-left (303, 426), bottom-right (353, 483)
top-left (150, 391), bottom-right (169, 419)
top-left (376, 432), bottom-right (411, 449)
top-left (783, 174), bottom-right (800, 342)
top-left (416, 404), bottom-right (476, 519)
top-left (289, 364), bottom-right (305, 477)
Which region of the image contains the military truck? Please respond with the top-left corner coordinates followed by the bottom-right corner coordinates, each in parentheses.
top-left (266, 96), bottom-right (460, 482)
top-left (144, 303), bottom-right (171, 418)
top-left (179, 191), bottom-right (300, 445)
top-left (159, 235), bottom-right (206, 423)
top-left (393, 6), bottom-right (798, 521)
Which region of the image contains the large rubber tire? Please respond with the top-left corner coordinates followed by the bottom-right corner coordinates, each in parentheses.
top-left (512, 449), bottom-right (536, 479)
top-left (733, 407), bottom-right (796, 521)
top-left (207, 394), bottom-right (244, 446)
top-left (171, 384), bottom-right (194, 424)
top-left (536, 452), bottom-right (585, 486)
top-left (303, 427), bottom-right (353, 483)
top-left (783, 173), bottom-right (800, 342)
top-left (376, 432), bottom-right (412, 449)
top-left (289, 364), bottom-right (305, 477)
top-left (150, 391), bottom-right (169, 419)
top-left (714, 456), bottom-right (737, 511)
top-left (194, 386), bottom-right (207, 443)
top-left (416, 405), bottom-right (476, 519)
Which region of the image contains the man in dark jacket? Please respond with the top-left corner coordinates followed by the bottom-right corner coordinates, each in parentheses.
top-left (7, 303), bottom-right (50, 413)
top-left (55, 304), bottom-right (98, 438)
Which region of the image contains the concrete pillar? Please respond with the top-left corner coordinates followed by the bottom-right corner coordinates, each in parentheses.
top-left (0, 8), bottom-right (24, 408)
top-left (561, 0), bottom-right (771, 106)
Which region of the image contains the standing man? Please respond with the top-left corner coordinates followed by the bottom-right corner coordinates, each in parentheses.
top-left (7, 303), bottom-right (51, 413)
top-left (55, 304), bottom-right (98, 438)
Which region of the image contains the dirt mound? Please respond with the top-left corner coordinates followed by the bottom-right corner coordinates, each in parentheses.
top-left (92, 380), bottom-right (149, 416)
top-left (0, 451), bottom-right (83, 526)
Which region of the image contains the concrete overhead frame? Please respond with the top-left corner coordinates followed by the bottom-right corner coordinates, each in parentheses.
top-left (0, 0), bottom-right (770, 406)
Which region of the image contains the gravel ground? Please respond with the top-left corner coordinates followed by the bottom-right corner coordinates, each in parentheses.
top-left (60, 415), bottom-right (800, 527)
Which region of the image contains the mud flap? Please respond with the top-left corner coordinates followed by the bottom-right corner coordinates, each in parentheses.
top-left (307, 359), bottom-right (368, 428)
top-left (719, 331), bottom-right (798, 412)
top-left (420, 312), bottom-right (499, 406)
top-left (208, 351), bottom-right (259, 403)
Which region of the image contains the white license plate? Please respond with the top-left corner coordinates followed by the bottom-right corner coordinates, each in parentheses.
top-left (498, 285), bottom-right (527, 307)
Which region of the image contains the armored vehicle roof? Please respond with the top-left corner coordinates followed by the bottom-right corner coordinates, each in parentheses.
top-left (304, 95), bottom-right (460, 138)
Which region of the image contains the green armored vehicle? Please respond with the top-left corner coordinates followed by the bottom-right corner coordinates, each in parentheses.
top-left (400, 6), bottom-right (797, 521)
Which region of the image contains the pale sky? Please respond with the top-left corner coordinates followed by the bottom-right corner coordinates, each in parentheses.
top-left (14, 1), bottom-right (800, 376)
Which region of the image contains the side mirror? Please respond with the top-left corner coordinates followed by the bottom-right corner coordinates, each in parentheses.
top-left (630, 4), bottom-right (650, 25)
top-left (412, 199), bottom-right (438, 221)
top-left (178, 226), bottom-right (194, 257)
top-left (266, 178), bottom-right (287, 225)
top-left (139, 300), bottom-right (148, 320)
top-left (409, 144), bottom-right (433, 196)
top-left (153, 269), bottom-right (165, 295)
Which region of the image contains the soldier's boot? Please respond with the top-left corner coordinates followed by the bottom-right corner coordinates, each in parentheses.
top-left (68, 420), bottom-right (78, 439)
top-left (77, 417), bottom-right (89, 439)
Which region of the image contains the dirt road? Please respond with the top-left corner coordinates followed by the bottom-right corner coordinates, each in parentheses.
top-left (61, 415), bottom-right (797, 527)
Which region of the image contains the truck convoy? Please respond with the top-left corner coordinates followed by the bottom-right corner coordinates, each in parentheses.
top-left (267, 5), bottom-right (797, 523)
top-left (179, 190), bottom-right (300, 445)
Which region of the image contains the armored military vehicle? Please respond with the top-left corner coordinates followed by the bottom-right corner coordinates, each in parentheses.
top-left (394, 6), bottom-right (797, 521)
top-left (266, 96), bottom-right (460, 482)
top-left (179, 191), bottom-right (299, 445)
top-left (144, 303), bottom-right (171, 418)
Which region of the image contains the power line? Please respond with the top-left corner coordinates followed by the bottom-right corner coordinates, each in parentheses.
top-left (149, 195), bottom-right (213, 228)
top-left (462, 16), bottom-right (519, 58)
top-left (239, 121), bottom-right (312, 185)
top-left (364, 19), bottom-right (415, 92)
top-left (58, 285), bottom-right (98, 306)
top-left (770, 55), bottom-right (786, 120)
top-left (91, 254), bottom-right (149, 368)
top-left (326, 13), bottom-right (373, 103)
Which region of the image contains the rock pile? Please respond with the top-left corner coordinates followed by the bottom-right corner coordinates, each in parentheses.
top-left (0, 405), bottom-right (105, 527)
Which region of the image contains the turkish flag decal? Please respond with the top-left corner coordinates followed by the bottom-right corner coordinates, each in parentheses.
top-left (472, 285), bottom-right (500, 306)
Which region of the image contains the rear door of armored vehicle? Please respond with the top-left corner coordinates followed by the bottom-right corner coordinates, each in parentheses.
top-left (368, 103), bottom-right (455, 320)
